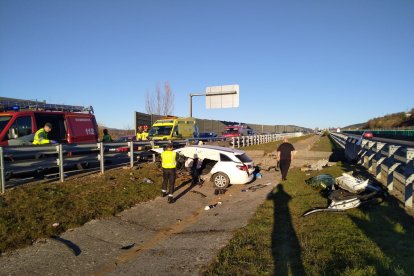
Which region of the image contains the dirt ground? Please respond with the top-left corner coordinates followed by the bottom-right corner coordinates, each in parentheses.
top-left (0, 135), bottom-right (325, 276)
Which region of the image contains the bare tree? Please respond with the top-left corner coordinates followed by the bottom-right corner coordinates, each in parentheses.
top-left (163, 81), bottom-right (174, 116)
top-left (145, 90), bottom-right (154, 115)
top-left (145, 81), bottom-right (175, 116)
top-left (155, 83), bottom-right (162, 115)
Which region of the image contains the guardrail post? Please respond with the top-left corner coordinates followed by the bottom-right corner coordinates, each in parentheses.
top-left (237, 137), bottom-right (240, 148)
top-left (151, 141), bottom-right (156, 162)
top-left (232, 137), bottom-right (235, 149)
top-left (56, 144), bottom-right (64, 182)
top-left (242, 136), bottom-right (246, 147)
top-left (0, 147), bottom-right (5, 194)
top-left (98, 142), bottom-right (105, 174)
top-left (129, 141), bottom-right (134, 168)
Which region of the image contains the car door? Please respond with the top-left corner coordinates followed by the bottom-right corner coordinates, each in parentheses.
top-left (6, 115), bottom-right (34, 146)
top-left (214, 153), bottom-right (241, 182)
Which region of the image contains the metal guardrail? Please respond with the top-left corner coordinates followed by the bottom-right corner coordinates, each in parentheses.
top-left (231, 132), bottom-right (304, 148)
top-left (0, 140), bottom-right (186, 193)
top-left (331, 132), bottom-right (414, 209)
top-left (0, 132), bottom-right (303, 193)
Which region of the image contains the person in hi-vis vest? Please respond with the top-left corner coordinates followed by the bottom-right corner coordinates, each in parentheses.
top-left (141, 125), bottom-right (149, 140)
top-left (161, 143), bottom-right (178, 203)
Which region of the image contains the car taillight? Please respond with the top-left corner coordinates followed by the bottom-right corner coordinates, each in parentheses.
top-left (237, 164), bottom-right (248, 172)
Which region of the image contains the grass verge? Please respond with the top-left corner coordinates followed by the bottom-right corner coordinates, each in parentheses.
top-left (203, 160), bottom-right (414, 275)
top-left (243, 134), bottom-right (312, 153)
top-left (310, 135), bottom-right (335, 152)
top-left (0, 163), bottom-right (167, 254)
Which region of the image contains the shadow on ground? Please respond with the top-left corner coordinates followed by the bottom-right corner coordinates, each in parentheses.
top-left (268, 185), bottom-right (305, 275)
top-left (348, 195), bottom-right (414, 273)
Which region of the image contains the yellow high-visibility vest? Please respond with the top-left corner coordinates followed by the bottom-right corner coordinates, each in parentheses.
top-left (33, 128), bottom-right (50, 145)
top-left (141, 131), bottom-right (149, 140)
top-left (136, 132), bottom-right (142, 140)
top-left (161, 150), bottom-right (177, 169)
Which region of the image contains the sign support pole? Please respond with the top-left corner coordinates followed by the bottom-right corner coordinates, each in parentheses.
top-left (189, 91), bottom-right (237, 117)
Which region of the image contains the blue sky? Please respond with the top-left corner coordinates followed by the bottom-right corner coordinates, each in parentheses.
top-left (1, 0), bottom-right (413, 129)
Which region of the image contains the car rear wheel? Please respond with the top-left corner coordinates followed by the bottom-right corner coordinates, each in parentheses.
top-left (213, 173), bottom-right (230, 189)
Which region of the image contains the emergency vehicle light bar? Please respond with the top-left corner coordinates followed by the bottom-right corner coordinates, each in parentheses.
top-left (0, 99), bottom-right (94, 114)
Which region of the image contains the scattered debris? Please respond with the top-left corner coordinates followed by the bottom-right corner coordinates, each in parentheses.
top-left (255, 173), bottom-right (263, 179)
top-left (241, 182), bottom-right (272, 192)
top-left (142, 178), bottom-right (154, 184)
top-left (120, 243), bottom-right (135, 250)
top-left (51, 236), bottom-right (82, 256)
top-left (52, 223), bottom-right (60, 228)
top-left (204, 202), bottom-right (222, 211)
top-left (305, 174), bottom-right (335, 189)
top-left (302, 173), bottom-right (385, 217)
top-left (214, 189), bottom-right (227, 195)
top-left (191, 191), bottom-right (207, 198)
top-left (301, 159), bottom-right (335, 172)
top-left (336, 173), bottom-right (370, 193)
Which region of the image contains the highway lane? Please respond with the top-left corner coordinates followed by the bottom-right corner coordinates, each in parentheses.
top-left (345, 133), bottom-right (414, 147)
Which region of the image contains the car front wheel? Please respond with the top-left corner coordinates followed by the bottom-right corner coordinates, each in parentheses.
top-left (213, 172), bottom-right (230, 189)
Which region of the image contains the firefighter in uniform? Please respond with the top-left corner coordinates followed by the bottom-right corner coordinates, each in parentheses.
top-left (161, 143), bottom-right (178, 203)
top-left (136, 125), bottom-right (143, 141)
top-left (33, 123), bottom-right (56, 145)
top-left (141, 125), bottom-right (149, 140)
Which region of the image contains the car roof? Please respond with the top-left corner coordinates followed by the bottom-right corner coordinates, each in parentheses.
top-left (187, 145), bottom-right (245, 155)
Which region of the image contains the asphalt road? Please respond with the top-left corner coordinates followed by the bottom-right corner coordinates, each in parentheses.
top-left (346, 133), bottom-right (414, 147)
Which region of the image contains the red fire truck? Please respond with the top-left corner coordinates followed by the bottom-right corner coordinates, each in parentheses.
top-left (0, 99), bottom-right (98, 147)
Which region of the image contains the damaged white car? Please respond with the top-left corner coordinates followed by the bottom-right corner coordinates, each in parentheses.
top-left (154, 145), bottom-right (255, 189)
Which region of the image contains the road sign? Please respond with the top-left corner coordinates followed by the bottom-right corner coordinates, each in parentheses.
top-left (205, 84), bottom-right (239, 109)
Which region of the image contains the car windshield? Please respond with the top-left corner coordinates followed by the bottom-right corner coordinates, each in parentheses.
top-left (236, 153), bottom-right (252, 163)
top-left (0, 116), bottom-right (12, 133)
top-left (225, 128), bottom-right (238, 134)
top-left (149, 126), bottom-right (173, 137)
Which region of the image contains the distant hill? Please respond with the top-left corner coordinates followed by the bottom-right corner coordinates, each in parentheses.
top-left (344, 122), bottom-right (365, 129)
top-left (346, 108), bottom-right (414, 129)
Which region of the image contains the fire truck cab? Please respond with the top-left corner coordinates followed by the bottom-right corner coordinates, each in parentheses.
top-left (0, 99), bottom-right (98, 147)
top-left (222, 125), bottom-right (254, 138)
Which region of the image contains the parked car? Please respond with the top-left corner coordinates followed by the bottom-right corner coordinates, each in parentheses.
top-left (175, 145), bottom-right (255, 188)
top-left (362, 131), bottom-right (374, 139)
top-left (110, 135), bottom-right (138, 152)
top-left (114, 135), bottom-right (136, 142)
top-left (198, 132), bottom-right (218, 141)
